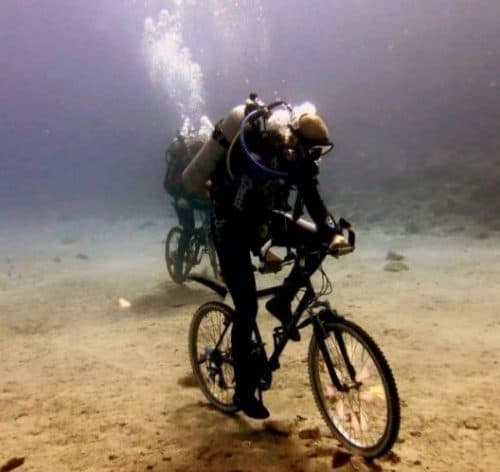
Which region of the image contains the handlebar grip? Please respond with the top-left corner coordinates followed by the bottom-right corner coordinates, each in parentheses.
top-left (328, 221), bottom-right (356, 257)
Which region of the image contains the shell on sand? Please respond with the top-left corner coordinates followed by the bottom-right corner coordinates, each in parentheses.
top-left (118, 297), bottom-right (132, 308)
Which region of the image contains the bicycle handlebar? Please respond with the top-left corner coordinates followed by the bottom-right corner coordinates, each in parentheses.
top-left (257, 217), bottom-right (355, 273)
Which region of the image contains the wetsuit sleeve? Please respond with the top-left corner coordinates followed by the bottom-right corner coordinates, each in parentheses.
top-left (298, 169), bottom-right (338, 240)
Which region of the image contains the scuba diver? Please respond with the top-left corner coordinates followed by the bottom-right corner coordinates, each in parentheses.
top-left (164, 128), bottom-right (209, 280)
top-left (182, 93), bottom-right (349, 419)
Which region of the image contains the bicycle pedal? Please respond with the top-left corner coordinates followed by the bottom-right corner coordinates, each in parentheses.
top-left (258, 378), bottom-right (272, 391)
top-left (272, 327), bottom-right (284, 349)
top-left (273, 326), bottom-right (285, 337)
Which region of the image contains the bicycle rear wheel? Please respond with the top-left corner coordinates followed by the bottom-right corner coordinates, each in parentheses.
top-left (165, 227), bottom-right (190, 284)
top-left (308, 317), bottom-right (400, 458)
top-left (188, 301), bottom-right (237, 413)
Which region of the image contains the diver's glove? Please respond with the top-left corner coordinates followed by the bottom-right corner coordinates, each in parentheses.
top-left (329, 233), bottom-right (350, 251)
top-left (328, 221), bottom-right (355, 257)
top-left (258, 240), bottom-right (283, 273)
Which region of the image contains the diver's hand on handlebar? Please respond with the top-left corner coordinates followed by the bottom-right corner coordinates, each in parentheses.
top-left (329, 233), bottom-right (352, 256)
top-left (258, 249), bottom-right (283, 273)
top-left (328, 218), bottom-right (356, 257)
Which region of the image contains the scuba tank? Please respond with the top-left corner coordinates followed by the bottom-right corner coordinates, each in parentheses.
top-left (182, 93), bottom-right (293, 193)
top-left (182, 105), bottom-right (245, 194)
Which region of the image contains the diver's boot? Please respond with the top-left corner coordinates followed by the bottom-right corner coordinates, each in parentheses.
top-left (232, 346), bottom-right (270, 419)
top-left (266, 295), bottom-right (300, 342)
top-left (233, 392), bottom-right (270, 420)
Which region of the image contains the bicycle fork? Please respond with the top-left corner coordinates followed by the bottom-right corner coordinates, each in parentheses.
top-left (312, 314), bottom-right (359, 393)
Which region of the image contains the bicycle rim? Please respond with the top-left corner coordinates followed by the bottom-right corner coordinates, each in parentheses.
top-left (308, 319), bottom-right (400, 458)
top-left (188, 301), bottom-right (237, 413)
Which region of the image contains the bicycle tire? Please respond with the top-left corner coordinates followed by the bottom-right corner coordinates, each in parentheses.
top-left (165, 226), bottom-right (190, 284)
top-left (308, 317), bottom-right (400, 458)
top-left (188, 301), bottom-right (238, 413)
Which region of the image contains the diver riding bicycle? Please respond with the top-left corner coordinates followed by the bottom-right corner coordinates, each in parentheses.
top-left (188, 219), bottom-right (400, 458)
top-left (183, 93), bottom-right (352, 419)
top-left (164, 198), bottom-right (219, 284)
top-left (164, 125), bottom-right (214, 283)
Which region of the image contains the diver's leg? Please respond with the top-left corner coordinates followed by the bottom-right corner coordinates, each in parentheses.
top-left (175, 204), bottom-right (195, 277)
top-left (211, 207), bottom-right (269, 419)
top-left (265, 212), bottom-right (323, 336)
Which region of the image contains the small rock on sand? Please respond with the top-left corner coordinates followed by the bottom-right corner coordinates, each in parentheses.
top-left (463, 418), bottom-right (480, 430)
top-left (404, 222), bottom-right (420, 234)
top-left (306, 444), bottom-right (336, 458)
top-left (298, 427), bottom-right (321, 440)
top-left (177, 373), bottom-right (198, 388)
top-left (386, 251), bottom-right (404, 261)
top-left (384, 261), bottom-right (409, 272)
top-left (0, 457), bottom-right (25, 472)
top-left (264, 420), bottom-right (293, 436)
top-left (475, 232), bottom-right (489, 239)
top-left (76, 253), bottom-right (89, 260)
top-left (331, 450), bottom-right (351, 467)
top-left (382, 451), bottom-right (402, 464)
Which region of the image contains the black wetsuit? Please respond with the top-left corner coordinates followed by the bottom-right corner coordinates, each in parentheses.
top-left (209, 128), bottom-right (338, 397)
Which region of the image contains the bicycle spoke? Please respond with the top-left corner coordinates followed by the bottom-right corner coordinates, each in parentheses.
top-left (313, 325), bottom-right (391, 450)
top-left (190, 304), bottom-right (235, 410)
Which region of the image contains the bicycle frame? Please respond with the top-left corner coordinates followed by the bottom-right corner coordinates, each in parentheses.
top-left (252, 278), bottom-right (357, 394)
top-left (187, 218), bottom-right (400, 458)
top-left (186, 211), bottom-right (217, 270)
top-left (188, 242), bottom-right (359, 395)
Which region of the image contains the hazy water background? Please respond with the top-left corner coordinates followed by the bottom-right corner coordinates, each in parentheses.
top-left (1, 0), bottom-right (499, 227)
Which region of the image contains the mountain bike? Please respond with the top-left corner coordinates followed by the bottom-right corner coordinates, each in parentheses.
top-left (187, 220), bottom-right (400, 458)
top-left (165, 209), bottom-right (219, 284)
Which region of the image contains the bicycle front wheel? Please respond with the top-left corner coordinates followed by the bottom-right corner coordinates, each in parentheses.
top-left (308, 317), bottom-right (400, 458)
top-left (165, 227), bottom-right (189, 284)
top-left (188, 301), bottom-right (237, 413)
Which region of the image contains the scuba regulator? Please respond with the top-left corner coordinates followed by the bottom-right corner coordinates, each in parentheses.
top-left (238, 93), bottom-right (293, 180)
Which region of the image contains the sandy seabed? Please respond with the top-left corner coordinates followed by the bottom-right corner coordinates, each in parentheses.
top-left (0, 216), bottom-right (499, 472)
